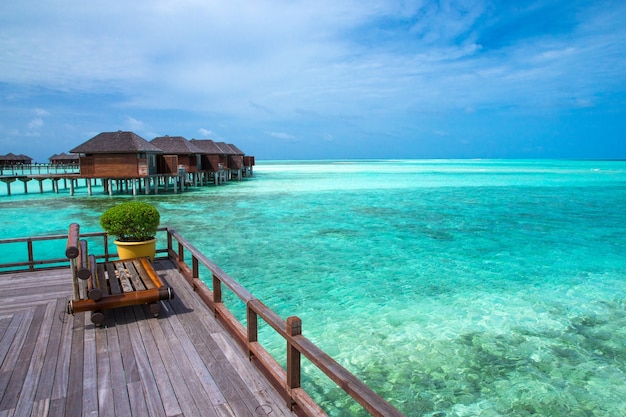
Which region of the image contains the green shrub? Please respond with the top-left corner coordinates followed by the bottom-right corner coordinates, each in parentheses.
top-left (100, 201), bottom-right (160, 242)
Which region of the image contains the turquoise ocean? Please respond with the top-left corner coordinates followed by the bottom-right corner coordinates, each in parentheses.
top-left (1, 159), bottom-right (626, 417)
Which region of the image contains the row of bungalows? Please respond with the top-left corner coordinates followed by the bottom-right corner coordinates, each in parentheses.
top-left (49, 152), bottom-right (80, 166)
top-left (0, 153), bottom-right (33, 167)
top-left (69, 131), bottom-right (254, 194)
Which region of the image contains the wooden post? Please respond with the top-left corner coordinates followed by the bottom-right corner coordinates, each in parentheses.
top-left (177, 242), bottom-right (184, 264)
top-left (247, 304), bottom-right (258, 359)
top-left (192, 257), bottom-right (199, 279)
top-left (1, 178), bottom-right (13, 195)
top-left (27, 239), bottom-right (34, 271)
top-left (287, 316), bottom-right (302, 410)
top-left (212, 272), bottom-right (222, 309)
top-left (167, 230), bottom-right (173, 259)
top-left (18, 177), bottom-right (29, 193)
top-left (66, 223), bottom-right (80, 258)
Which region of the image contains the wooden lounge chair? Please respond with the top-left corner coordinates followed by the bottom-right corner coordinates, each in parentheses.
top-left (64, 223), bottom-right (174, 325)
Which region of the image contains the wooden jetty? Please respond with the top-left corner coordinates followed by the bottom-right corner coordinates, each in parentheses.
top-left (0, 228), bottom-right (405, 417)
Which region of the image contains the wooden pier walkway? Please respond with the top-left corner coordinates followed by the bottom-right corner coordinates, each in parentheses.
top-left (0, 261), bottom-right (293, 417)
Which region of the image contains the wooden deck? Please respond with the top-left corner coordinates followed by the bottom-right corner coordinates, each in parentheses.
top-left (0, 260), bottom-right (294, 417)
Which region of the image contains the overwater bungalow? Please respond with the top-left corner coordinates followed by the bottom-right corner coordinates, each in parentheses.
top-left (151, 136), bottom-right (203, 174)
top-left (0, 152), bottom-right (33, 167)
top-left (150, 135), bottom-right (208, 186)
top-left (228, 143), bottom-right (255, 175)
top-left (216, 142), bottom-right (245, 179)
top-left (49, 152), bottom-right (79, 166)
top-left (189, 139), bottom-right (228, 184)
top-left (69, 131), bottom-right (174, 195)
top-left (71, 131), bottom-right (162, 178)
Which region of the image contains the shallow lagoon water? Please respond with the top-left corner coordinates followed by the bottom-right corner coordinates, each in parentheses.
top-left (1, 160), bottom-right (626, 416)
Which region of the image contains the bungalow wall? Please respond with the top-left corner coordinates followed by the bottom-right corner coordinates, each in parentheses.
top-left (79, 154), bottom-right (152, 177)
top-left (201, 155), bottom-right (221, 172)
top-left (157, 155), bottom-right (179, 175)
top-left (178, 154), bottom-right (200, 173)
top-left (228, 155), bottom-right (244, 170)
top-left (243, 156), bottom-right (255, 167)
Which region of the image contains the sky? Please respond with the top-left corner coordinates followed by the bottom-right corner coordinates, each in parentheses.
top-left (1, 0), bottom-right (625, 162)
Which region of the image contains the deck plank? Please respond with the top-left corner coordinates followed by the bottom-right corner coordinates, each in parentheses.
top-left (0, 306), bottom-right (38, 411)
top-left (34, 297), bottom-right (68, 403)
top-left (0, 262), bottom-right (296, 417)
top-left (97, 318), bottom-right (114, 417)
top-left (82, 314), bottom-right (99, 417)
top-left (13, 300), bottom-right (57, 417)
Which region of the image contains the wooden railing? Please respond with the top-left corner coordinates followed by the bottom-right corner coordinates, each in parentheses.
top-left (0, 228), bottom-right (169, 272)
top-left (0, 163), bottom-right (79, 176)
top-left (0, 227), bottom-right (404, 417)
top-left (165, 227), bottom-right (404, 417)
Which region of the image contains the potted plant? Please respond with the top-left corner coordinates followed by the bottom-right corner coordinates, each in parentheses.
top-left (100, 201), bottom-right (160, 260)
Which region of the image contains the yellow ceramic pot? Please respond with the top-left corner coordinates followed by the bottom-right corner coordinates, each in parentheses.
top-left (114, 238), bottom-right (157, 261)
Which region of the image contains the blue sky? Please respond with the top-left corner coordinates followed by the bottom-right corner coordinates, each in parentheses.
top-left (1, 1), bottom-right (625, 162)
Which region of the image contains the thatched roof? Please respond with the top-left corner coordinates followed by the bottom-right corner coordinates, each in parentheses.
top-left (70, 131), bottom-right (162, 154)
top-left (226, 143), bottom-right (245, 155)
top-left (214, 142), bottom-right (237, 155)
top-left (151, 136), bottom-right (206, 154)
top-left (189, 139), bottom-right (223, 154)
top-left (0, 153), bottom-right (32, 163)
top-left (49, 152), bottom-right (79, 162)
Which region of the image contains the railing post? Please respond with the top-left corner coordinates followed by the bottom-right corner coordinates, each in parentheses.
top-left (27, 239), bottom-right (34, 271)
top-left (178, 241), bottom-right (184, 264)
top-left (167, 230), bottom-right (173, 259)
top-left (103, 234), bottom-right (110, 262)
top-left (286, 316), bottom-right (302, 410)
top-left (212, 272), bottom-right (222, 319)
top-left (247, 303), bottom-right (258, 359)
top-left (192, 256), bottom-right (199, 279)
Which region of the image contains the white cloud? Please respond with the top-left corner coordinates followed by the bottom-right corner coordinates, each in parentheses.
top-left (2, 0), bottom-right (626, 161)
top-left (123, 117), bottom-right (157, 139)
top-left (267, 131), bottom-right (298, 142)
top-left (3, 0), bottom-right (625, 117)
top-left (28, 118), bottom-right (43, 130)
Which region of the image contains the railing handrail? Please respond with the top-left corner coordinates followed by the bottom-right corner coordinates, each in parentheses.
top-left (0, 227), bottom-right (168, 272)
top-left (165, 227), bottom-right (404, 417)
